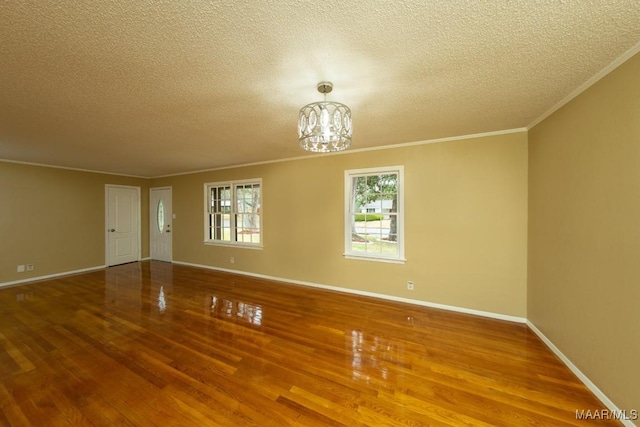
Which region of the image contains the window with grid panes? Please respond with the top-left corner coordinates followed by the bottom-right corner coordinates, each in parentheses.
top-left (344, 166), bottom-right (404, 263)
top-left (204, 179), bottom-right (261, 247)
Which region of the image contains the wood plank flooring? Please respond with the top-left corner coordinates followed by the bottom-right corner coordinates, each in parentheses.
top-left (0, 261), bottom-right (618, 426)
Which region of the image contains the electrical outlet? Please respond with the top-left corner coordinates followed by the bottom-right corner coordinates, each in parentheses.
top-left (230, 257), bottom-right (235, 264)
top-left (407, 281), bottom-right (414, 291)
top-left (17, 265), bottom-right (25, 273)
top-left (26, 264), bottom-right (34, 271)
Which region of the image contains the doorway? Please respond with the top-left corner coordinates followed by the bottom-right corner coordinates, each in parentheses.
top-left (150, 187), bottom-right (172, 262)
top-left (105, 185), bottom-right (141, 266)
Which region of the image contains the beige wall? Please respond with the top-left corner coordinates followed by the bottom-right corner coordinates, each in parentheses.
top-left (0, 161), bottom-right (149, 283)
top-left (152, 131), bottom-right (528, 317)
top-left (528, 52), bottom-right (640, 411)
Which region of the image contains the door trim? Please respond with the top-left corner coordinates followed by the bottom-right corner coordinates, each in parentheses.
top-left (105, 184), bottom-right (141, 267)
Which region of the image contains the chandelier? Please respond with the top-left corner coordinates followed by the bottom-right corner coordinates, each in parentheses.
top-left (298, 82), bottom-right (352, 152)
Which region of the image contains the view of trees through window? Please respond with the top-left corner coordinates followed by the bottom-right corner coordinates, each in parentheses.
top-left (206, 181), bottom-right (261, 246)
top-left (235, 183), bottom-right (261, 244)
top-left (347, 170), bottom-right (401, 259)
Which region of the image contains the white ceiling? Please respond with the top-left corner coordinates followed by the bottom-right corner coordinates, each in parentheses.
top-left (1, 1), bottom-right (640, 178)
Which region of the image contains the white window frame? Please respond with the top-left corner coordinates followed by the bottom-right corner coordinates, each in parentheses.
top-left (204, 178), bottom-right (263, 249)
top-left (344, 166), bottom-right (405, 264)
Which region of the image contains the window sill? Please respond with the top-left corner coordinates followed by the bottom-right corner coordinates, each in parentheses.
top-left (204, 241), bottom-right (263, 250)
top-left (343, 254), bottom-right (406, 264)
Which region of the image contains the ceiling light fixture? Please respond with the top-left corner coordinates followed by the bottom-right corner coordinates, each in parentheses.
top-left (298, 82), bottom-right (352, 152)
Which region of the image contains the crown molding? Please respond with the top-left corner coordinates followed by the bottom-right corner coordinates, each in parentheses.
top-left (0, 159), bottom-right (147, 179)
top-left (528, 40), bottom-right (640, 130)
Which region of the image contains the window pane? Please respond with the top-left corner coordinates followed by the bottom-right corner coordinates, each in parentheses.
top-left (206, 181), bottom-right (261, 246)
top-left (352, 176), bottom-right (365, 211)
top-left (222, 213), bottom-right (231, 241)
top-left (156, 199), bottom-right (165, 234)
top-left (347, 169), bottom-right (401, 260)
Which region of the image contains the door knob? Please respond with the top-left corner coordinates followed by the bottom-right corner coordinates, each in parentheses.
top-left (109, 229), bottom-right (115, 232)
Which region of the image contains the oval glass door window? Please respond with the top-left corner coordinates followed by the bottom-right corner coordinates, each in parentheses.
top-left (157, 199), bottom-right (165, 234)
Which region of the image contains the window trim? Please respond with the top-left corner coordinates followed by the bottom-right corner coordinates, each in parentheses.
top-left (344, 166), bottom-right (405, 264)
top-left (203, 178), bottom-right (263, 249)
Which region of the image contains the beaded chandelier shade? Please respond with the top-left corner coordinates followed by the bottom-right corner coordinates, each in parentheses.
top-left (298, 82), bottom-right (352, 152)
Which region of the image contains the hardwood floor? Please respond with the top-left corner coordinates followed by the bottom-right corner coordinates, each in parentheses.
top-left (0, 261), bottom-right (618, 426)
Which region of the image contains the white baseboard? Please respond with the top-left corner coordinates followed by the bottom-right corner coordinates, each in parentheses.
top-left (172, 260), bottom-right (526, 324)
top-left (0, 265), bottom-right (106, 289)
top-left (526, 321), bottom-right (636, 427)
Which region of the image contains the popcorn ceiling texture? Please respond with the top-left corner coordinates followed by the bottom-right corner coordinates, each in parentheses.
top-left (1, 1), bottom-right (639, 176)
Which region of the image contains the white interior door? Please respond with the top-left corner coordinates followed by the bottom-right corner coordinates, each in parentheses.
top-left (150, 187), bottom-right (172, 262)
top-left (106, 185), bottom-right (140, 266)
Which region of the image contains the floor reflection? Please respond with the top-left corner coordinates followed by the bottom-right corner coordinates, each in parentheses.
top-left (104, 262), bottom-right (143, 318)
top-left (157, 286), bottom-right (167, 313)
top-left (104, 261), bottom-right (175, 319)
top-left (150, 262), bottom-right (172, 317)
top-left (210, 294), bottom-right (263, 326)
top-left (15, 291), bottom-right (34, 302)
top-left (349, 330), bottom-right (404, 384)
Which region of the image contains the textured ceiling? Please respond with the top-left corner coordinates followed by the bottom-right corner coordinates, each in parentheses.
top-left (1, 1), bottom-right (640, 177)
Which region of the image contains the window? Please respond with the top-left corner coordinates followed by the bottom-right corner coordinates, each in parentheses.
top-left (345, 166), bottom-right (404, 263)
top-left (204, 179), bottom-right (262, 247)
top-left (156, 198), bottom-right (165, 233)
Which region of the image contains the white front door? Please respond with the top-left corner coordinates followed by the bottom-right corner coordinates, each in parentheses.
top-left (150, 187), bottom-right (172, 262)
top-left (106, 185), bottom-right (140, 266)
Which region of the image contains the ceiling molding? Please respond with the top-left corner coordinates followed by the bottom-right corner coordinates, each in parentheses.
top-left (527, 39), bottom-right (640, 130)
top-left (0, 159), bottom-right (148, 179)
top-left (3, 128), bottom-right (527, 180)
top-left (153, 128), bottom-right (528, 179)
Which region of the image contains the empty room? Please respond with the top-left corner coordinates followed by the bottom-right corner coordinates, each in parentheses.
top-left (1, 2), bottom-right (639, 426)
